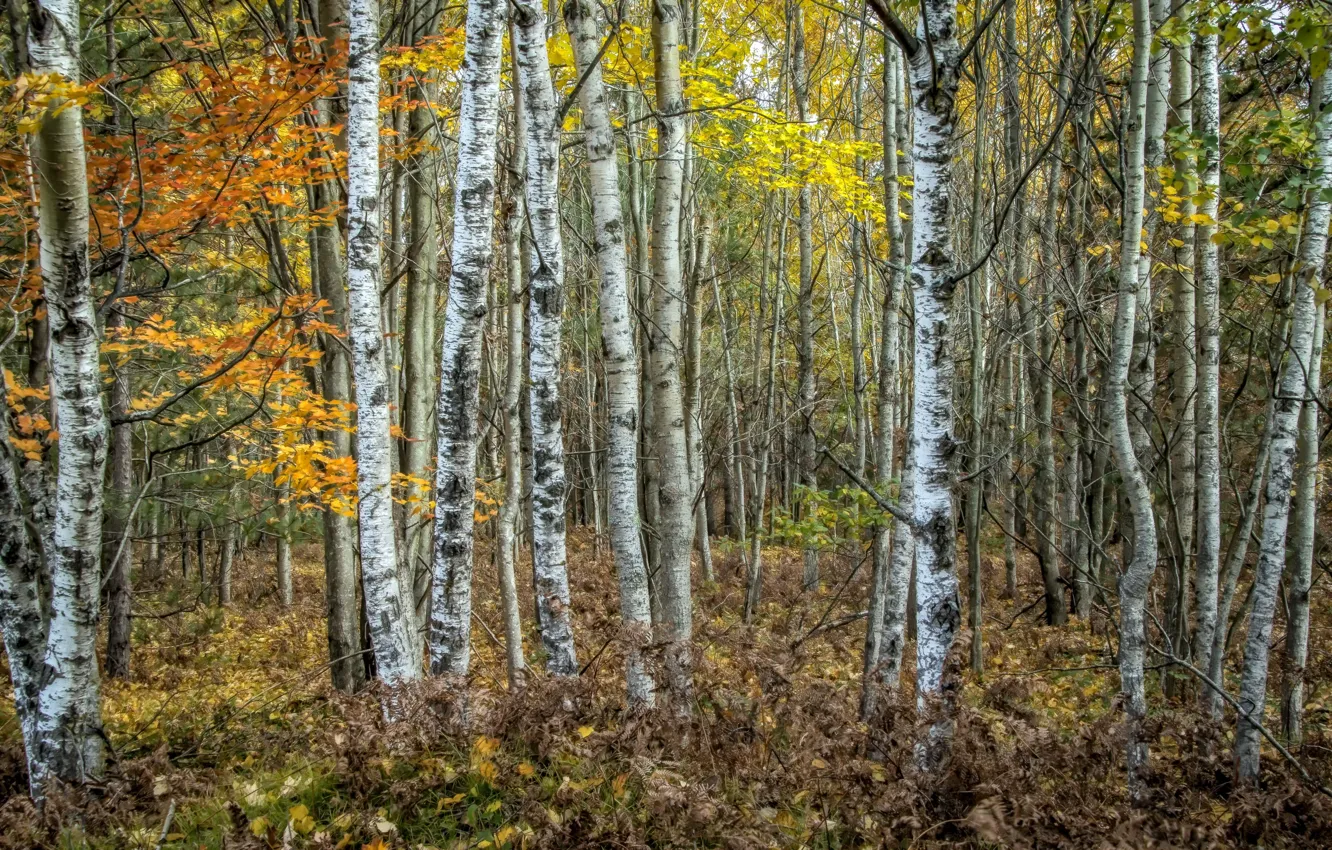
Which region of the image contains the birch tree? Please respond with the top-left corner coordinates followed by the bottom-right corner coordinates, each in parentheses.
top-left (1191, 14), bottom-right (1222, 715)
top-left (1234, 69), bottom-right (1331, 783)
top-left (428, 0), bottom-right (505, 678)
top-left (513, 0), bottom-right (578, 677)
top-left (869, 0), bottom-right (964, 771)
top-left (494, 60), bottom-right (528, 690)
top-left (0, 0), bottom-right (112, 794)
top-left (346, 0), bottom-right (421, 688)
top-left (1107, 0), bottom-right (1159, 797)
top-left (564, 0), bottom-right (654, 706)
top-left (651, 0), bottom-right (696, 708)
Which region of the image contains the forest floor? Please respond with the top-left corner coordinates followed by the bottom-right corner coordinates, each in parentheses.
top-left (2, 530), bottom-right (1332, 848)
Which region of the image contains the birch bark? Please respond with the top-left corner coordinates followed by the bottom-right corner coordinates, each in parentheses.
top-left (564, 0), bottom-right (654, 705)
top-left (1192, 20), bottom-right (1222, 713)
top-left (902, 0), bottom-right (963, 772)
top-left (1163, 20), bottom-right (1196, 690)
top-left (427, 0), bottom-right (505, 677)
top-left (1283, 295), bottom-right (1324, 744)
top-left (347, 0), bottom-right (422, 688)
top-left (1234, 69), bottom-right (1331, 782)
top-left (513, 0), bottom-right (578, 677)
top-left (651, 0), bottom-right (696, 708)
top-left (24, 0), bottom-right (108, 791)
top-left (1108, 0), bottom-right (1159, 797)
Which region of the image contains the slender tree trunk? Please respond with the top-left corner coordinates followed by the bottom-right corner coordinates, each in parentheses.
top-left (745, 196), bottom-right (787, 621)
top-left (427, 0), bottom-right (505, 678)
top-left (651, 0), bottom-right (695, 709)
top-left (965, 40), bottom-right (989, 676)
top-left (513, 0), bottom-right (578, 677)
top-left (401, 15), bottom-right (444, 630)
top-left (496, 118), bottom-right (528, 687)
top-left (1165, 20), bottom-right (1196, 694)
top-left (347, 0), bottom-right (422, 690)
top-left (862, 39), bottom-right (905, 719)
top-left (0, 380), bottom-right (48, 794)
top-left (1031, 0), bottom-right (1073, 628)
top-left (276, 473), bottom-right (293, 607)
top-left (850, 14), bottom-right (869, 478)
top-left (313, 0), bottom-right (365, 695)
top-left (1234, 70), bottom-right (1331, 782)
top-left (1283, 294), bottom-right (1324, 744)
top-left (686, 212), bottom-right (714, 582)
top-left (565, 0), bottom-right (654, 706)
top-left (1108, 0), bottom-right (1158, 797)
top-left (1192, 19), bottom-right (1222, 713)
top-left (712, 270), bottom-right (748, 561)
top-left (1127, 0), bottom-right (1170, 481)
top-left (1206, 396), bottom-right (1273, 717)
top-left (791, 0), bottom-right (819, 591)
top-left (105, 310), bottom-right (134, 679)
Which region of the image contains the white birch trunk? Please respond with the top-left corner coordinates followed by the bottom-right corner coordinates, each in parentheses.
top-left (427, 0), bottom-right (505, 677)
top-left (564, 0), bottom-right (654, 706)
top-left (1192, 20), bottom-right (1222, 713)
top-left (1127, 0), bottom-right (1170, 479)
top-left (904, 0), bottom-right (963, 772)
top-left (513, 0), bottom-right (578, 677)
top-left (26, 0), bottom-right (108, 792)
top-left (651, 0), bottom-right (696, 708)
top-left (497, 139), bottom-right (528, 687)
top-left (347, 0), bottom-right (422, 690)
top-left (1283, 295), bottom-right (1323, 744)
top-left (0, 383), bottom-right (47, 793)
top-left (1234, 69), bottom-right (1331, 782)
top-left (1108, 0), bottom-right (1159, 797)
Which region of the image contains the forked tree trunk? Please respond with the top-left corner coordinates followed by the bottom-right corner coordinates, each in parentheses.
top-left (513, 0), bottom-right (578, 677)
top-left (564, 0), bottom-right (654, 706)
top-left (427, 0), bottom-right (505, 678)
top-left (1234, 70), bottom-right (1331, 783)
top-left (347, 0), bottom-right (422, 691)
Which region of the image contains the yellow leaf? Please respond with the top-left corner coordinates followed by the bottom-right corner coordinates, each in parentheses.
top-left (577, 726), bottom-right (595, 738)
